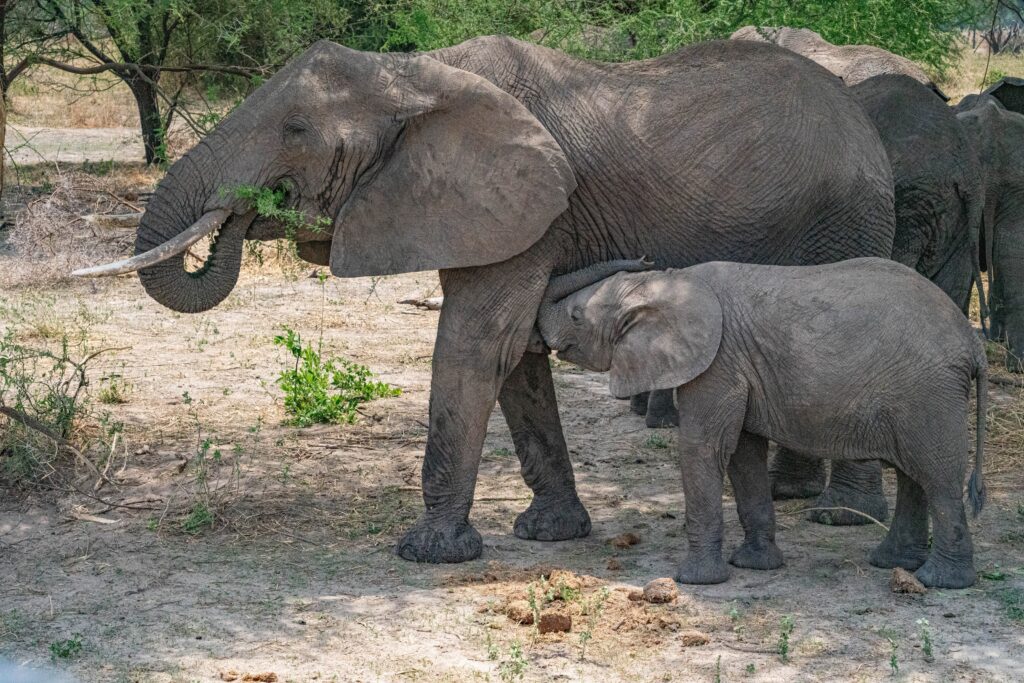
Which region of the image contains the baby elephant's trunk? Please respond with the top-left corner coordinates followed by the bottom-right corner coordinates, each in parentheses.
top-left (969, 361), bottom-right (987, 517)
top-left (543, 258), bottom-right (654, 302)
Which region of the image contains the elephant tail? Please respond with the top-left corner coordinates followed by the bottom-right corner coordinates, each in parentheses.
top-left (969, 359), bottom-right (987, 517)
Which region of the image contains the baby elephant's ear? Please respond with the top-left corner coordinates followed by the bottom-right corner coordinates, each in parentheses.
top-left (609, 274), bottom-right (723, 399)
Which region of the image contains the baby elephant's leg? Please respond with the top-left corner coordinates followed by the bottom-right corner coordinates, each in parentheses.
top-left (916, 478), bottom-right (976, 589)
top-left (676, 435), bottom-right (730, 584)
top-left (728, 432), bottom-right (784, 570)
top-left (868, 469), bottom-right (929, 570)
top-left (629, 392), bottom-right (650, 416)
top-left (645, 389), bottom-right (678, 428)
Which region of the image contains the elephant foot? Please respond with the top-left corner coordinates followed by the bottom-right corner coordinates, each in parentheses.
top-left (514, 493), bottom-right (591, 541)
top-left (675, 554), bottom-right (730, 585)
top-left (396, 517), bottom-right (483, 563)
top-left (1007, 352), bottom-right (1023, 374)
top-left (729, 540), bottom-right (784, 571)
top-left (769, 449), bottom-right (826, 500)
top-left (915, 557), bottom-right (976, 589)
top-left (629, 392), bottom-right (650, 416)
top-left (868, 541), bottom-right (928, 571)
top-left (806, 486), bottom-right (889, 526)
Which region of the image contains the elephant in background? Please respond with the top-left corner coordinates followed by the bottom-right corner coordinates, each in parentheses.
top-left (957, 78), bottom-right (1024, 371)
top-left (731, 26), bottom-right (947, 100)
top-left (75, 36), bottom-right (897, 563)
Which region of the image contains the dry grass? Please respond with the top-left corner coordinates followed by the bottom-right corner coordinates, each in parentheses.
top-left (938, 42), bottom-right (1024, 103)
top-left (8, 66), bottom-right (138, 129)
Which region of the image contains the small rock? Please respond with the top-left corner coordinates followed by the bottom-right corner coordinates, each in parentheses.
top-left (242, 675), bottom-right (278, 683)
top-left (890, 567), bottom-right (927, 595)
top-left (643, 578), bottom-right (678, 603)
top-left (219, 673), bottom-right (239, 682)
top-left (608, 532), bottom-right (641, 549)
top-left (627, 589), bottom-right (644, 602)
top-left (505, 600), bottom-right (534, 625)
top-left (537, 612), bottom-right (572, 634)
top-left (680, 630), bottom-right (710, 647)
top-left (606, 557), bottom-right (623, 571)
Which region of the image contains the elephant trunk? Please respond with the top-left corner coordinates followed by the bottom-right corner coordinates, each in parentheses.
top-left (134, 136), bottom-right (253, 314)
top-left (537, 258), bottom-right (652, 347)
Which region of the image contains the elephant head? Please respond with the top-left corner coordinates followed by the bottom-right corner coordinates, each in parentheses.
top-left (74, 41), bottom-right (577, 313)
top-left (538, 261), bottom-right (721, 399)
top-left (957, 78), bottom-right (1024, 370)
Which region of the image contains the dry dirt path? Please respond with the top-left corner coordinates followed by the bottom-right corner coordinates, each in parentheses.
top-left (0, 257), bottom-right (1022, 682)
top-left (6, 125), bottom-right (143, 166)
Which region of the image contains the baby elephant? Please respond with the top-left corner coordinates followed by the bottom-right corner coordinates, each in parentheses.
top-left (539, 257), bottom-right (986, 588)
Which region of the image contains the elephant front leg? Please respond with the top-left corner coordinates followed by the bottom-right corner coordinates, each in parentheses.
top-left (807, 460), bottom-right (889, 526)
top-left (728, 432), bottom-right (784, 571)
top-left (499, 351), bottom-right (591, 541)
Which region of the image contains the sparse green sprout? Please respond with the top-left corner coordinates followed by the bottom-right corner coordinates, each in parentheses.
top-left (981, 566), bottom-right (1007, 581)
top-left (180, 503), bottom-right (214, 535)
top-left (778, 615), bottom-right (794, 662)
top-left (485, 630), bottom-right (499, 660)
top-left (273, 326), bottom-right (400, 426)
top-left (999, 588), bottom-right (1024, 622)
top-left (49, 634), bottom-right (83, 660)
top-left (916, 618), bottom-right (933, 662)
top-left (642, 433), bottom-right (670, 449)
top-left (714, 655), bottom-right (722, 683)
top-left (499, 640), bottom-right (527, 681)
top-left (888, 637), bottom-right (899, 675)
top-left (97, 373), bottom-right (131, 404)
top-left (745, 663), bottom-right (756, 675)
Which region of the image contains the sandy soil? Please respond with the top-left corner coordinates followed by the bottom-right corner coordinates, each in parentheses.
top-left (0, 239), bottom-right (1022, 683)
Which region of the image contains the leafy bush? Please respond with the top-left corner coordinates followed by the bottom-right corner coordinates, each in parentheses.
top-left (273, 327), bottom-right (400, 426)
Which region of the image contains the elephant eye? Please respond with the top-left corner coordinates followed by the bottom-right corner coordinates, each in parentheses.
top-left (283, 116), bottom-right (311, 140)
top-left (570, 306), bottom-right (583, 323)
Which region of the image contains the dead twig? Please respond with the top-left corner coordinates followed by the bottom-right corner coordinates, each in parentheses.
top-left (779, 505), bottom-right (889, 531)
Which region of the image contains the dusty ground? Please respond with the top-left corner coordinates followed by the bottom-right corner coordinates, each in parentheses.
top-left (1, 211), bottom-right (1024, 682)
top-left (0, 41), bottom-right (1022, 683)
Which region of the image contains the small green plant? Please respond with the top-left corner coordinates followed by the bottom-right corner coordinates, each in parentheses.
top-left (273, 327), bottom-right (400, 426)
top-left (97, 373), bottom-right (131, 405)
top-left (745, 663), bottom-right (756, 675)
top-left (888, 637), bottom-right (899, 675)
top-left (713, 655), bottom-right (722, 683)
top-left (527, 584), bottom-right (541, 631)
top-left (916, 618), bottom-right (933, 662)
top-left (49, 634), bottom-right (83, 659)
top-left (642, 433), bottom-right (670, 449)
top-left (485, 631), bottom-right (499, 661)
top-left (777, 615), bottom-right (794, 663)
top-left (180, 502), bottom-right (214, 535)
top-left (981, 566), bottom-right (1007, 581)
top-left (578, 586), bottom-right (609, 660)
top-left (498, 640), bottom-right (527, 682)
top-left (999, 587), bottom-right (1024, 622)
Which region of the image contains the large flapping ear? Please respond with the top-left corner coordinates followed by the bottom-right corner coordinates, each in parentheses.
top-left (984, 76), bottom-right (1024, 116)
top-left (330, 51), bottom-right (576, 277)
top-left (608, 273), bottom-right (723, 399)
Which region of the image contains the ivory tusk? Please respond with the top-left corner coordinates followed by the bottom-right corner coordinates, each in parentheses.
top-left (71, 209), bottom-right (232, 278)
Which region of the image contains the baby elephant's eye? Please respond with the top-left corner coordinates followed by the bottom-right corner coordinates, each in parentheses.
top-left (570, 307), bottom-right (583, 323)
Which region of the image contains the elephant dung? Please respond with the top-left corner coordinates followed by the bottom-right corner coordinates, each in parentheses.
top-left (642, 578), bottom-right (679, 604)
top-left (504, 600), bottom-right (534, 625)
top-left (608, 532), bottom-right (641, 549)
top-left (680, 630), bottom-right (711, 647)
top-left (889, 568), bottom-right (927, 595)
top-left (537, 612), bottom-right (572, 634)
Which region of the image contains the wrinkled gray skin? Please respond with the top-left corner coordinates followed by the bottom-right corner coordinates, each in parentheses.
top-left (957, 78), bottom-right (1024, 372)
top-left (769, 73), bottom-right (985, 513)
top-left (732, 26), bottom-right (948, 99)
top-left (81, 37), bottom-right (897, 563)
top-left (539, 258), bottom-right (986, 588)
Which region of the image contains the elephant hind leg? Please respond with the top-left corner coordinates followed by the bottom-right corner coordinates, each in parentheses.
top-left (629, 392), bottom-right (650, 416)
top-left (868, 468), bottom-right (929, 570)
top-left (769, 447), bottom-right (826, 500)
top-left (645, 389), bottom-right (678, 428)
top-left (806, 460), bottom-right (889, 526)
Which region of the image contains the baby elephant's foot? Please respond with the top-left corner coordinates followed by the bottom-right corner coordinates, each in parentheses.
top-left (770, 470), bottom-right (826, 500)
top-left (806, 487), bottom-right (889, 526)
top-left (729, 540), bottom-right (784, 571)
top-left (868, 540), bottom-right (929, 571)
top-left (396, 517), bottom-right (483, 563)
top-left (645, 411), bottom-right (679, 429)
top-left (915, 557), bottom-right (976, 589)
top-left (675, 554), bottom-right (730, 584)
top-left (514, 493), bottom-right (592, 541)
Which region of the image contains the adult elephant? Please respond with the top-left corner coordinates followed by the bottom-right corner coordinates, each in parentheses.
top-left (957, 78), bottom-right (1024, 371)
top-left (731, 26), bottom-right (948, 99)
top-left (75, 36), bottom-right (895, 562)
top-left (770, 73), bottom-right (984, 514)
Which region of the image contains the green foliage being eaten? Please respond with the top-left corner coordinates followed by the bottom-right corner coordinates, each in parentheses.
top-left (273, 327), bottom-right (400, 426)
top-left (232, 184), bottom-right (332, 240)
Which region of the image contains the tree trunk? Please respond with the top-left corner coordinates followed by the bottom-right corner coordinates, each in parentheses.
top-left (126, 75), bottom-right (165, 166)
top-left (0, 87), bottom-right (7, 226)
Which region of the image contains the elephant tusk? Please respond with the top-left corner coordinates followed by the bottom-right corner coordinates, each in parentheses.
top-left (71, 209), bottom-right (232, 278)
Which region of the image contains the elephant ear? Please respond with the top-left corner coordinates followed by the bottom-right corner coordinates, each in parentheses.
top-left (608, 273), bottom-right (723, 399)
top-left (984, 76), bottom-right (1024, 116)
top-left (330, 53), bottom-right (576, 277)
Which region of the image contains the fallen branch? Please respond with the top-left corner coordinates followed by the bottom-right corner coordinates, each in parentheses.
top-left (778, 505), bottom-right (889, 531)
top-left (398, 296), bottom-right (443, 311)
top-left (989, 375), bottom-right (1024, 389)
top-left (0, 406), bottom-right (114, 489)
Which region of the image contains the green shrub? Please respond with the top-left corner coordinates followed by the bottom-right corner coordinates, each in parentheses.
top-left (273, 327), bottom-right (400, 426)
